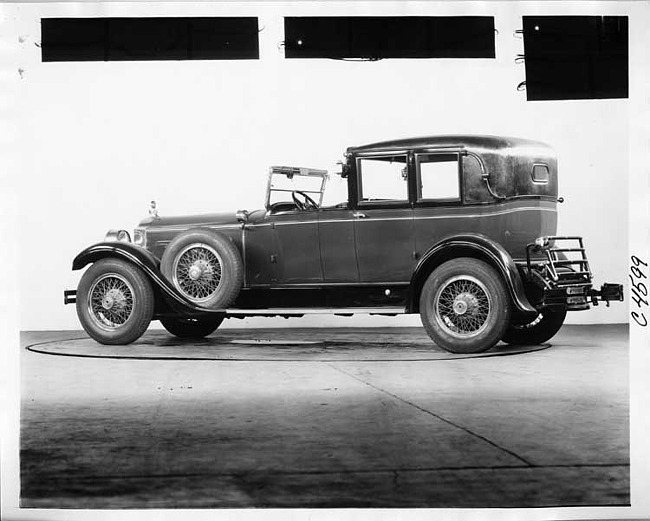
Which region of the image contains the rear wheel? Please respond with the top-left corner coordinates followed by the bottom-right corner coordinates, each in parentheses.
top-left (76, 258), bottom-right (154, 345)
top-left (419, 258), bottom-right (511, 354)
top-left (160, 315), bottom-right (225, 338)
top-left (502, 308), bottom-right (567, 345)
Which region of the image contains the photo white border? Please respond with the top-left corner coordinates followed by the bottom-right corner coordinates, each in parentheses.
top-left (1, 1), bottom-right (648, 520)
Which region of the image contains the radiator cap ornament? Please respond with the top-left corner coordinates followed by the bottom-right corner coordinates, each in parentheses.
top-left (149, 200), bottom-right (159, 219)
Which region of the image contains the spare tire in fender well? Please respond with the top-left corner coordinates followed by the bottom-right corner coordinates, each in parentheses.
top-left (160, 228), bottom-right (243, 310)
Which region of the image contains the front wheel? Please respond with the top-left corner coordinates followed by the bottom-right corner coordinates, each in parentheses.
top-left (501, 308), bottom-right (567, 345)
top-left (419, 258), bottom-right (511, 354)
top-left (160, 315), bottom-right (225, 339)
top-left (76, 258), bottom-right (154, 345)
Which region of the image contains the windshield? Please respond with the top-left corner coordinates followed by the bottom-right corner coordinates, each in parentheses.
top-left (266, 166), bottom-right (329, 212)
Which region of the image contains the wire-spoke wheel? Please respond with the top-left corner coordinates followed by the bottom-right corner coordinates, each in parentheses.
top-left (434, 275), bottom-right (492, 338)
top-left (88, 273), bottom-right (135, 330)
top-left (172, 243), bottom-right (223, 303)
top-left (161, 228), bottom-right (243, 310)
top-left (77, 258), bottom-right (154, 345)
top-left (420, 258), bottom-right (511, 354)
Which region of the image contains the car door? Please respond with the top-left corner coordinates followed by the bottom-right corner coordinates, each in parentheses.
top-left (353, 153), bottom-right (416, 283)
top-left (318, 204), bottom-right (359, 283)
top-left (270, 210), bottom-right (323, 284)
top-left (413, 151), bottom-right (464, 255)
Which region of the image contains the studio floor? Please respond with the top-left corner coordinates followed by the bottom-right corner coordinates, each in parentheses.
top-left (20, 324), bottom-right (629, 509)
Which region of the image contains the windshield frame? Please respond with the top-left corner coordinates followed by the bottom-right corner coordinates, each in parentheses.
top-left (265, 166), bottom-right (329, 212)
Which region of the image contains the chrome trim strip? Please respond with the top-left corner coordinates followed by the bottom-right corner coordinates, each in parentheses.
top-left (414, 207), bottom-right (556, 220)
top-left (241, 226), bottom-right (247, 287)
top-left (274, 220), bottom-right (321, 226)
top-left (330, 217), bottom-right (413, 223)
top-left (157, 205), bottom-right (556, 232)
top-left (246, 207), bottom-right (555, 228)
top-left (149, 224), bottom-right (242, 231)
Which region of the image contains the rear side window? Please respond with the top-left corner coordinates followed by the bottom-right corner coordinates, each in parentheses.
top-left (416, 153), bottom-right (461, 201)
top-left (532, 163), bottom-right (550, 184)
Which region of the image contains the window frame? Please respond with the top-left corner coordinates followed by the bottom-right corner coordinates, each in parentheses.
top-left (531, 163), bottom-right (550, 185)
top-left (354, 151), bottom-right (412, 209)
top-left (414, 152), bottom-right (463, 206)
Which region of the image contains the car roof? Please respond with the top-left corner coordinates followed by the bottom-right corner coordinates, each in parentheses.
top-left (347, 134), bottom-right (551, 154)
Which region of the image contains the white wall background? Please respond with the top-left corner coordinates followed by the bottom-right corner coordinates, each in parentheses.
top-left (5, 1), bottom-right (639, 330)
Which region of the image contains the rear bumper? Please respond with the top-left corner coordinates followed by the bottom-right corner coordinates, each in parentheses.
top-left (542, 283), bottom-right (624, 311)
top-left (526, 236), bottom-right (624, 312)
top-left (587, 283), bottom-right (625, 306)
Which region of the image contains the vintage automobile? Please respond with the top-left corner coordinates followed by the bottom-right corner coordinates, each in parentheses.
top-left (64, 135), bottom-right (623, 353)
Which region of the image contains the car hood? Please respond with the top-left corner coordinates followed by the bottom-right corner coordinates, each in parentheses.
top-left (139, 211), bottom-right (242, 229)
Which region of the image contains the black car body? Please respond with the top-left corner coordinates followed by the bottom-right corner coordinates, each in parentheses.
top-left (65, 135), bottom-right (623, 352)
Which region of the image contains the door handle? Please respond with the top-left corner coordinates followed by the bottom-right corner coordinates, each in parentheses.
top-left (353, 212), bottom-right (367, 219)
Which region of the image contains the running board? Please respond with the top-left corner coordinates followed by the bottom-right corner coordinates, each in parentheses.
top-left (225, 307), bottom-right (406, 316)
top-left (64, 288), bottom-right (406, 316)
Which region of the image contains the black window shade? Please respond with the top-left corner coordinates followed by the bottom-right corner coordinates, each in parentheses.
top-left (284, 17), bottom-right (495, 59)
top-left (41, 17), bottom-right (260, 62)
top-left (522, 16), bottom-right (628, 101)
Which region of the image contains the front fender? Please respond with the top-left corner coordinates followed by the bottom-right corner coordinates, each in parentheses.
top-left (409, 233), bottom-right (537, 314)
top-left (72, 242), bottom-right (214, 313)
top-left (73, 241), bottom-right (161, 271)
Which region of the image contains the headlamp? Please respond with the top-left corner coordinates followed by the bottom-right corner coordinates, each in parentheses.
top-left (105, 229), bottom-right (132, 243)
top-left (534, 236), bottom-right (550, 249)
top-left (133, 228), bottom-right (146, 247)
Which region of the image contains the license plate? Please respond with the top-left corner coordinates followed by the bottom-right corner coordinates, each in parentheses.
top-left (567, 296), bottom-right (587, 304)
top-left (566, 287), bottom-right (585, 295)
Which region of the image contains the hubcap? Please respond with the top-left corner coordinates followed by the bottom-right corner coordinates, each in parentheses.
top-left (452, 292), bottom-right (479, 315)
top-left (101, 295), bottom-right (114, 310)
top-left (188, 264), bottom-right (203, 281)
top-left (434, 275), bottom-right (492, 338)
top-left (101, 288), bottom-right (128, 310)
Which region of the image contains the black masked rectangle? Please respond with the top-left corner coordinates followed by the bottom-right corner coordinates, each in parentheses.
top-left (41, 17), bottom-right (260, 62)
top-left (522, 16), bottom-right (628, 101)
top-left (284, 17), bottom-right (495, 59)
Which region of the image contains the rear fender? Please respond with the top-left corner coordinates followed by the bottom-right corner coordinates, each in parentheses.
top-left (409, 234), bottom-right (536, 314)
top-left (72, 242), bottom-right (214, 314)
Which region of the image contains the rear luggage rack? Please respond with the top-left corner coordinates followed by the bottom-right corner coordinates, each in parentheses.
top-left (524, 236), bottom-right (624, 311)
top-left (526, 236), bottom-right (593, 286)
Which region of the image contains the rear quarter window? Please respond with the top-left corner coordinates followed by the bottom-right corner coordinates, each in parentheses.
top-left (416, 153), bottom-right (461, 202)
top-left (531, 163), bottom-right (550, 184)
